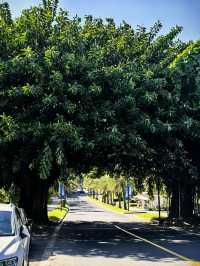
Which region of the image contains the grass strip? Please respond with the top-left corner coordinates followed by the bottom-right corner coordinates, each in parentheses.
top-left (134, 211), bottom-right (167, 220)
top-left (88, 196), bottom-right (167, 221)
top-left (87, 196), bottom-right (132, 214)
top-left (48, 206), bottom-right (68, 222)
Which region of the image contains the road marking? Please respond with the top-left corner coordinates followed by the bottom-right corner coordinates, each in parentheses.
top-left (115, 225), bottom-right (200, 266)
top-left (87, 196), bottom-right (200, 266)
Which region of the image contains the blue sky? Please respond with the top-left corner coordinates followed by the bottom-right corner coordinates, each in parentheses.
top-left (7, 0), bottom-right (200, 41)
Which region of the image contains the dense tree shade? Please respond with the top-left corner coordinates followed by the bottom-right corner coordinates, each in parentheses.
top-left (0, 0), bottom-right (199, 223)
top-left (167, 41), bottom-right (200, 218)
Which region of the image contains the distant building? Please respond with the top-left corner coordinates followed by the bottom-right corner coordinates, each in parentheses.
top-left (132, 192), bottom-right (168, 210)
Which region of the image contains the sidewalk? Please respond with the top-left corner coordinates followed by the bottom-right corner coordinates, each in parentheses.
top-left (48, 196), bottom-right (60, 211)
top-left (29, 197), bottom-right (68, 266)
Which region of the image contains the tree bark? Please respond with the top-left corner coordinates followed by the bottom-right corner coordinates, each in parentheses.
top-left (122, 186), bottom-right (127, 210)
top-left (96, 191), bottom-right (98, 200)
top-left (118, 192), bottom-right (122, 208)
top-left (157, 177), bottom-right (161, 222)
top-left (102, 193), bottom-right (106, 203)
top-left (19, 177), bottom-right (50, 224)
top-left (106, 192), bottom-right (109, 204)
top-left (92, 190), bottom-right (95, 199)
top-left (182, 183), bottom-right (194, 218)
top-left (169, 181), bottom-right (194, 219)
top-left (31, 180), bottom-right (49, 224)
top-left (110, 192), bottom-right (113, 205)
top-left (112, 193), bottom-right (115, 205)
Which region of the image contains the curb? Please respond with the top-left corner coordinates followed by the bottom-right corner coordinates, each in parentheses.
top-left (87, 196), bottom-right (150, 223)
top-left (57, 207), bottom-right (69, 224)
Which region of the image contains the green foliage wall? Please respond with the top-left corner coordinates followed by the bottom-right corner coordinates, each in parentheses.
top-left (0, 0), bottom-right (199, 219)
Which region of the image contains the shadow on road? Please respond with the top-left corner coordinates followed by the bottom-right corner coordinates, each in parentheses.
top-left (29, 195), bottom-right (200, 265)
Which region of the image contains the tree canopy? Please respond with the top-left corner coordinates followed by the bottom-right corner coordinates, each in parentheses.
top-left (0, 0), bottom-right (199, 223)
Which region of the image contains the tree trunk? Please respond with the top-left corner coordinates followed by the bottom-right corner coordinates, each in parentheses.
top-left (122, 186), bottom-right (127, 210)
top-left (110, 192), bottom-right (113, 205)
top-left (182, 183), bottom-right (194, 218)
top-left (112, 193), bottom-right (115, 205)
top-left (31, 180), bottom-right (49, 224)
top-left (169, 184), bottom-right (179, 218)
top-left (102, 193), bottom-right (106, 203)
top-left (118, 192), bottom-right (122, 208)
top-left (106, 192), bottom-right (109, 204)
top-left (19, 178), bottom-right (49, 224)
top-left (157, 177), bottom-right (161, 222)
top-left (96, 191), bottom-right (98, 200)
top-left (169, 181), bottom-right (194, 219)
top-left (92, 190), bottom-right (95, 199)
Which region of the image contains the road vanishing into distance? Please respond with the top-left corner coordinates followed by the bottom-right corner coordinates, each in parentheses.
top-left (30, 195), bottom-right (200, 266)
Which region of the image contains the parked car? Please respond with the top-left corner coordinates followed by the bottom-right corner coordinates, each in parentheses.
top-left (18, 208), bottom-right (32, 235)
top-left (76, 189), bottom-right (85, 194)
top-left (130, 199), bottom-right (138, 207)
top-left (0, 203), bottom-right (31, 266)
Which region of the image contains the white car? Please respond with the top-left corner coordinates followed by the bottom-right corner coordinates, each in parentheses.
top-left (0, 203), bottom-right (31, 266)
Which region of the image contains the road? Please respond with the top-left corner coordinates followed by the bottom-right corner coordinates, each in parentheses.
top-left (30, 195), bottom-right (200, 266)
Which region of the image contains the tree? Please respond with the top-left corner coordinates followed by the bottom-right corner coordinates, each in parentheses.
top-left (0, 0), bottom-right (189, 223)
top-left (166, 41), bottom-right (200, 218)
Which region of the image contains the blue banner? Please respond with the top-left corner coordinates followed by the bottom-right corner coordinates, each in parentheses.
top-left (125, 185), bottom-right (132, 199)
top-left (58, 181), bottom-right (65, 198)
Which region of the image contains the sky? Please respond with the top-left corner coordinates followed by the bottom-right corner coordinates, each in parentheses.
top-left (6, 0), bottom-right (200, 42)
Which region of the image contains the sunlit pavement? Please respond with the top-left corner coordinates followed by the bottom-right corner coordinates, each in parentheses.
top-left (29, 194), bottom-right (200, 266)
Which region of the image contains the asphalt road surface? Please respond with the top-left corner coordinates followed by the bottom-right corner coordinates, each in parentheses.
top-left (30, 195), bottom-right (200, 266)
